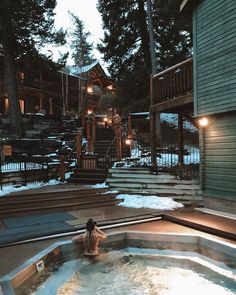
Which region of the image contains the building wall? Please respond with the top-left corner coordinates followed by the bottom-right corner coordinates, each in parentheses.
top-left (193, 0), bottom-right (236, 211)
top-left (193, 0), bottom-right (236, 116)
top-left (200, 112), bottom-right (236, 200)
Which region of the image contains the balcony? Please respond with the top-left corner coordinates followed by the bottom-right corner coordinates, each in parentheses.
top-left (150, 58), bottom-right (193, 114)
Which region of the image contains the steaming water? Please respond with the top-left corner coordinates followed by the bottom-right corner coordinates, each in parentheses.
top-left (30, 248), bottom-right (236, 295)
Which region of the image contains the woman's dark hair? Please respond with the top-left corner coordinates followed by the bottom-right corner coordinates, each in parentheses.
top-left (86, 218), bottom-right (95, 232)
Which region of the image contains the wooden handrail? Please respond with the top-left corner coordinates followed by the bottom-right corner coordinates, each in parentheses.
top-left (151, 58), bottom-right (193, 104)
top-left (152, 58), bottom-right (192, 79)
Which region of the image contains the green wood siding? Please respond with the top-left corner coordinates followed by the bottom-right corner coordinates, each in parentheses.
top-left (194, 0), bottom-right (236, 116)
top-left (202, 112), bottom-right (236, 201)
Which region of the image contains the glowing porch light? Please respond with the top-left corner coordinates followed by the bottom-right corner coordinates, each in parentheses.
top-left (199, 117), bottom-right (208, 127)
top-left (107, 85), bottom-right (113, 90)
top-left (103, 117), bottom-right (108, 122)
top-left (87, 109), bottom-right (93, 115)
top-left (87, 85), bottom-right (93, 94)
top-left (125, 139), bottom-right (132, 145)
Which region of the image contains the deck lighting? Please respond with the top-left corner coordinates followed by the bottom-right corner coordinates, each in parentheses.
top-left (199, 117), bottom-right (208, 127)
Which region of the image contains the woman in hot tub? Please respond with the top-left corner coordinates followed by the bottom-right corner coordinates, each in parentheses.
top-left (72, 218), bottom-right (107, 256)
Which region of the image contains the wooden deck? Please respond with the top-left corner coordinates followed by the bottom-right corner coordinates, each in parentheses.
top-left (150, 58), bottom-right (193, 114)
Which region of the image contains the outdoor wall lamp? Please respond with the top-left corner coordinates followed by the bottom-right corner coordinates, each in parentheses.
top-left (125, 139), bottom-right (132, 145)
top-left (199, 117), bottom-right (208, 127)
top-left (87, 86), bottom-right (93, 94)
top-left (87, 109), bottom-right (93, 115)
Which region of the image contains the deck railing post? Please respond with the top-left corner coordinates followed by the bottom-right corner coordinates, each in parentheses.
top-left (0, 155), bottom-right (2, 191)
top-left (76, 128), bottom-right (83, 166)
top-left (59, 155), bottom-right (65, 182)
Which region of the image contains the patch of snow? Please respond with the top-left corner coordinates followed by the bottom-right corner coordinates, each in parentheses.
top-left (116, 194), bottom-right (184, 210)
top-left (65, 172), bottom-right (72, 179)
top-left (90, 182), bottom-right (109, 188)
top-left (161, 113), bottom-right (178, 125)
top-left (102, 190), bottom-right (119, 194)
top-left (0, 179), bottom-right (61, 197)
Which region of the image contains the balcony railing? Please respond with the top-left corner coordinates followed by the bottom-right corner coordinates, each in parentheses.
top-left (16, 76), bottom-right (81, 97)
top-left (152, 58), bottom-right (193, 105)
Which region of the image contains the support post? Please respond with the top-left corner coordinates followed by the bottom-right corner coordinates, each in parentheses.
top-left (82, 111), bottom-right (86, 130)
top-left (128, 114), bottom-right (132, 139)
top-left (76, 128), bottom-right (83, 166)
top-left (86, 118), bottom-right (93, 153)
top-left (49, 98), bottom-right (53, 115)
top-left (59, 155), bottom-right (65, 182)
top-left (147, 0), bottom-right (162, 172)
top-left (113, 113), bottom-right (122, 161)
top-left (150, 111), bottom-right (157, 171)
top-left (178, 114), bottom-right (184, 178)
top-left (92, 115), bottom-right (96, 142)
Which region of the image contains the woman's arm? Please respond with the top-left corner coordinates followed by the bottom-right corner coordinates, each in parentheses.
top-left (95, 227), bottom-right (107, 240)
top-left (72, 234), bottom-right (84, 243)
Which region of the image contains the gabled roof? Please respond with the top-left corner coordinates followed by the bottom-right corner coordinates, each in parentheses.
top-left (67, 62), bottom-right (115, 88)
top-left (68, 62), bottom-right (98, 75)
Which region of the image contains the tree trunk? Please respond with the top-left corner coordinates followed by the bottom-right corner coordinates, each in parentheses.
top-left (0, 0), bottom-right (23, 137)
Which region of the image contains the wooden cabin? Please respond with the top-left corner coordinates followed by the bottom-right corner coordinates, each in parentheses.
top-left (0, 57), bottom-right (114, 118)
top-left (150, 0), bottom-right (236, 213)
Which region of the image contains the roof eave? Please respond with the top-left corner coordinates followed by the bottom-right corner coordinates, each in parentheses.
top-left (180, 0), bottom-right (195, 14)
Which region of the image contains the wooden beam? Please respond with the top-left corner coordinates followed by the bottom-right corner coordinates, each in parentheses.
top-left (150, 93), bottom-right (193, 113)
top-left (180, 0), bottom-right (195, 13)
top-left (180, 0), bottom-right (191, 12)
top-left (178, 114), bottom-right (184, 178)
top-left (150, 112), bottom-right (157, 171)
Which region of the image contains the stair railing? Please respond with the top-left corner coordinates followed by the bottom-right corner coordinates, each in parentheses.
top-left (104, 137), bottom-right (116, 169)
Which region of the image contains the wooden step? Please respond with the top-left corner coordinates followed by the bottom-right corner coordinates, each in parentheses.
top-left (106, 177), bottom-right (196, 185)
top-left (108, 182), bottom-right (195, 193)
top-left (0, 188), bottom-right (108, 202)
top-left (0, 198), bottom-right (123, 218)
top-left (0, 193), bottom-right (117, 207)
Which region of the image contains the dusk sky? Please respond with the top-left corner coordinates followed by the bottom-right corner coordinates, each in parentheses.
top-left (51, 0), bottom-right (104, 65)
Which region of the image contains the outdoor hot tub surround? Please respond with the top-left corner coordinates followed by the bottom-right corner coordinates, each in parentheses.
top-left (1, 231), bottom-right (236, 295)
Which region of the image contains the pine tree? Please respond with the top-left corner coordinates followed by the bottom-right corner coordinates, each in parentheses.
top-left (97, 0), bottom-right (192, 113)
top-left (153, 0), bottom-right (192, 70)
top-left (0, 0), bottom-right (66, 136)
top-left (97, 0), bottom-right (151, 80)
top-left (69, 12), bottom-right (96, 67)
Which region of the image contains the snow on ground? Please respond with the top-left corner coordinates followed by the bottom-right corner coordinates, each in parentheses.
top-left (0, 172), bottom-right (72, 197)
top-left (116, 194), bottom-right (184, 210)
top-left (0, 178), bottom-right (183, 211)
top-left (113, 149), bottom-right (199, 169)
top-left (90, 182), bottom-right (109, 188)
top-left (0, 179), bottom-right (61, 197)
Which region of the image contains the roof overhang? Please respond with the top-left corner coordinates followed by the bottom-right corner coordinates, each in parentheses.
top-left (180, 0), bottom-right (197, 14)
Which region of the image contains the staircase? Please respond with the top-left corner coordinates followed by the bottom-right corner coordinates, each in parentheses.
top-left (0, 187), bottom-right (123, 218)
top-left (106, 167), bottom-right (202, 206)
top-left (70, 127), bottom-right (130, 184)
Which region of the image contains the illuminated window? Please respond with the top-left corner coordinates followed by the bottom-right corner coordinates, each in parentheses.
top-left (4, 98), bottom-right (25, 113)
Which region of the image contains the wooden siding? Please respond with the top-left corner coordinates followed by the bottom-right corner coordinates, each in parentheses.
top-left (193, 0), bottom-right (236, 116)
top-left (201, 112), bottom-right (236, 201)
